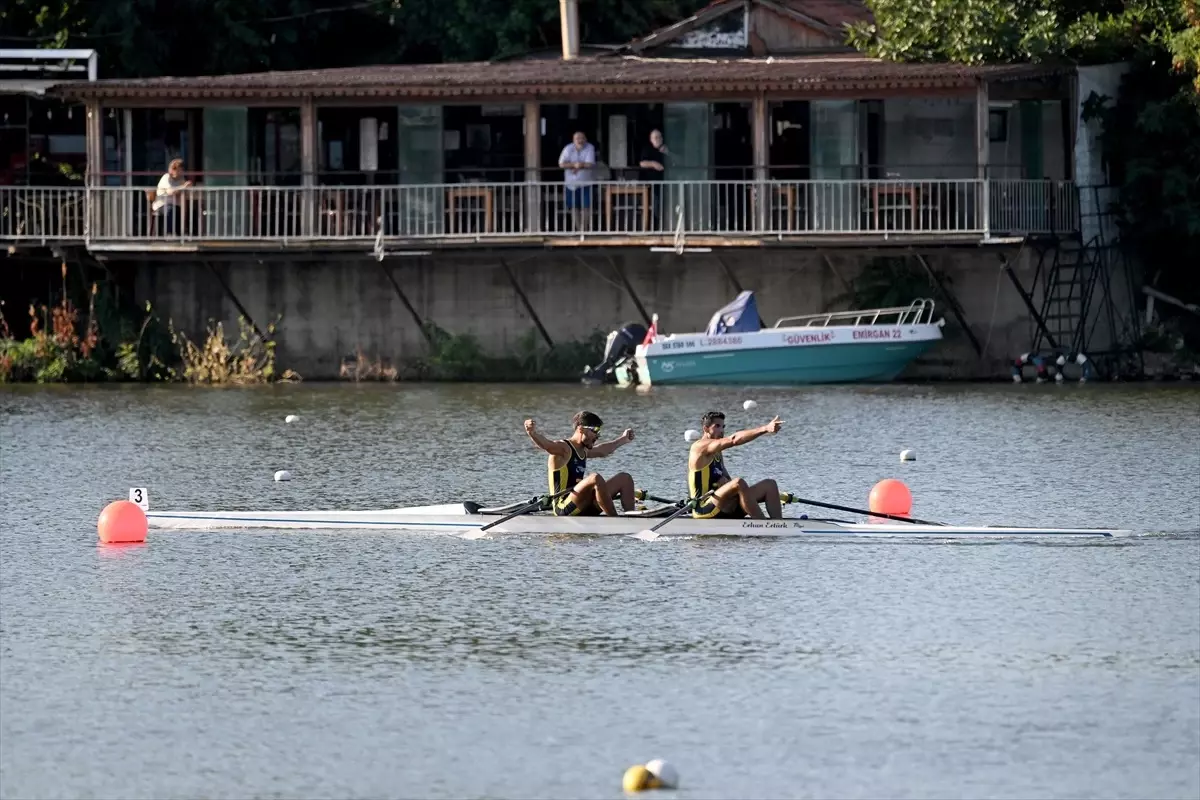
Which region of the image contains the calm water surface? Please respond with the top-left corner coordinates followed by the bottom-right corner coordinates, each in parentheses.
top-left (1, 383), bottom-right (1198, 800)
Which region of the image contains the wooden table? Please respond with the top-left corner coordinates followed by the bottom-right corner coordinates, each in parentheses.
top-left (604, 184), bottom-right (650, 231)
top-left (872, 185), bottom-right (920, 229)
top-left (447, 186), bottom-right (495, 233)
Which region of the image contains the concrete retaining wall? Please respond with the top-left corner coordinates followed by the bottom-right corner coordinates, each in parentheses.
top-left (130, 246), bottom-right (1058, 380)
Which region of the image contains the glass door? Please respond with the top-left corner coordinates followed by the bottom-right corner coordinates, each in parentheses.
top-left (664, 102), bottom-right (712, 231)
top-left (810, 100), bottom-right (859, 231)
top-left (202, 106), bottom-right (249, 236)
top-left (397, 105), bottom-right (444, 234)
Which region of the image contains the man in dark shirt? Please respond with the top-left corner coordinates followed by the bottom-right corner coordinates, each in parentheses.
top-left (638, 129), bottom-right (667, 232)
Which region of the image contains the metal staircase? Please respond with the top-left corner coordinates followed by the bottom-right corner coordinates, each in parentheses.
top-left (1013, 185), bottom-right (1143, 381)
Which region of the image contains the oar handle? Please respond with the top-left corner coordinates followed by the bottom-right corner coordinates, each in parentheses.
top-left (479, 488), bottom-right (572, 531)
top-left (645, 490), bottom-right (715, 533)
top-left (634, 489), bottom-right (679, 506)
top-left (781, 493), bottom-right (943, 526)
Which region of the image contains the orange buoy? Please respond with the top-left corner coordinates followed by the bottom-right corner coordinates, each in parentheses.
top-left (98, 500), bottom-right (148, 544)
top-left (869, 479), bottom-right (912, 517)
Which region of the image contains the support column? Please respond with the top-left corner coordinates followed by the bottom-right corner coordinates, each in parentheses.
top-left (975, 79), bottom-right (990, 236)
top-left (300, 96), bottom-right (317, 237)
top-left (122, 109), bottom-right (133, 187)
top-left (85, 101), bottom-right (103, 186)
top-left (524, 101), bottom-right (541, 234)
top-left (752, 92), bottom-right (768, 233)
top-left (84, 101), bottom-right (103, 239)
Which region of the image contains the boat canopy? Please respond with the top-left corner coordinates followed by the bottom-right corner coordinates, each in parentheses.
top-left (705, 291), bottom-right (761, 335)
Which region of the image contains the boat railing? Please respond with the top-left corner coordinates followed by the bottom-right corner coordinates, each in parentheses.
top-left (772, 298), bottom-right (938, 328)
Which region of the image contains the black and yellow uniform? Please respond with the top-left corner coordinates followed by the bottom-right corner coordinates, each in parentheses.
top-left (549, 440), bottom-right (594, 516)
top-left (689, 452), bottom-right (745, 519)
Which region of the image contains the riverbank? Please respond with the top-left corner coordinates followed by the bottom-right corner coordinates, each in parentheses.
top-left (4, 247), bottom-right (1194, 384)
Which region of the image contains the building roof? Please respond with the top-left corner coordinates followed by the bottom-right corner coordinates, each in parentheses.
top-left (621, 0), bottom-right (873, 53)
top-left (52, 55), bottom-right (1069, 102)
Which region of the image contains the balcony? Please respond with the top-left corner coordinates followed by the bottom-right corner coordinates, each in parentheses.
top-left (0, 179), bottom-right (1079, 252)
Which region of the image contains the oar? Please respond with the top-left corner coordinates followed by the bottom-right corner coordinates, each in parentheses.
top-left (781, 493), bottom-right (944, 526)
top-left (630, 491), bottom-right (714, 542)
top-left (461, 490), bottom-right (568, 540)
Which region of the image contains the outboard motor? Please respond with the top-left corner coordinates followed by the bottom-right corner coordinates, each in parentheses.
top-left (581, 321), bottom-right (647, 384)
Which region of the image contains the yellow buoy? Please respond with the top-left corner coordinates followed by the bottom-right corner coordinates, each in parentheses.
top-left (622, 765), bottom-right (662, 792)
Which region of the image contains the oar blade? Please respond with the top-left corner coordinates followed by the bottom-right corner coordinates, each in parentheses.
top-left (460, 527), bottom-right (494, 540)
top-left (630, 529), bottom-right (661, 542)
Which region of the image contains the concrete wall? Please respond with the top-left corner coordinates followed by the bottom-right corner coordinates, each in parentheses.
top-left (131, 246), bottom-right (1056, 380)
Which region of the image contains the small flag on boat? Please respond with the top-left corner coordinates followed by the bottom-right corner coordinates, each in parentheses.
top-left (642, 314), bottom-right (659, 345)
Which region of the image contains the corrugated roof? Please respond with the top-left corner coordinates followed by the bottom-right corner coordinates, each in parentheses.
top-left (52, 55), bottom-right (1069, 101)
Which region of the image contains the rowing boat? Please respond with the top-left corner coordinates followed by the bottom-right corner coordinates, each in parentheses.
top-left (143, 499), bottom-right (1132, 539)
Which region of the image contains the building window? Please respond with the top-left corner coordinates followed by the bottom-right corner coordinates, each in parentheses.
top-left (988, 109), bottom-right (1009, 143)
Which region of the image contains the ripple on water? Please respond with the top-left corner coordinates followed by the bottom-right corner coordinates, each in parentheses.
top-left (1, 383), bottom-right (1198, 800)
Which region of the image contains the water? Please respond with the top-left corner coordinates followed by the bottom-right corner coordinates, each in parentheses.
top-left (2, 383), bottom-right (1198, 800)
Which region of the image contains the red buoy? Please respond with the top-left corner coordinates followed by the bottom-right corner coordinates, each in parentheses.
top-left (869, 479), bottom-right (912, 518)
top-left (98, 500), bottom-right (148, 544)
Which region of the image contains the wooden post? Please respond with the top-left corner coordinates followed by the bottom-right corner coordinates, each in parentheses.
top-left (975, 80), bottom-right (990, 236)
top-left (300, 96), bottom-right (317, 237)
top-left (84, 101), bottom-right (103, 239)
top-left (524, 101), bottom-right (541, 234)
top-left (752, 92), bottom-right (768, 233)
top-left (85, 101), bottom-right (103, 186)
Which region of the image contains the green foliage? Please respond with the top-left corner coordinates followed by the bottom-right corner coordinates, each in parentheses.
top-left (848, 0), bottom-right (1195, 66)
top-left (848, 0), bottom-right (1200, 317)
top-left (826, 257), bottom-right (947, 311)
top-left (389, 324), bottom-right (606, 381)
top-left (1169, 0), bottom-right (1200, 88)
top-left (1, 0), bottom-right (706, 78)
top-left (1082, 65), bottom-right (1200, 274)
top-left (169, 315), bottom-right (300, 384)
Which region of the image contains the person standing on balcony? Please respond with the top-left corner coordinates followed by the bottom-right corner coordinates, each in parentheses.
top-left (558, 131), bottom-right (595, 231)
top-left (152, 159), bottom-right (192, 235)
top-left (638, 129), bottom-right (669, 232)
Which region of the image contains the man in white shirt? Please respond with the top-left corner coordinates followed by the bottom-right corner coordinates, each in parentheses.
top-left (558, 131), bottom-right (596, 231)
top-left (152, 158), bottom-right (192, 235)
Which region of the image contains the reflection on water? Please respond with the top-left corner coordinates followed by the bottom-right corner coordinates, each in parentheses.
top-left (2, 383), bottom-right (1198, 799)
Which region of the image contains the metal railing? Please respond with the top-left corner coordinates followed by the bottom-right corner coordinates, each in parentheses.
top-left (773, 299), bottom-right (939, 328)
top-left (990, 179), bottom-right (1077, 234)
top-left (1, 179), bottom-right (1079, 245)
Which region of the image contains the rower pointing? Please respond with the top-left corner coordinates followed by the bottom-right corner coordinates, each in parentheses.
top-left (524, 411), bottom-right (637, 517)
top-left (688, 410), bottom-right (784, 519)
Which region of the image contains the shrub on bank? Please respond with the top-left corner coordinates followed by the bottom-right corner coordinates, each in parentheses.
top-left (339, 325), bottom-right (608, 382)
top-left (0, 265), bottom-right (299, 385)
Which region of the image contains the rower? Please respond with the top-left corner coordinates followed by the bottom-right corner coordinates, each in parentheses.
top-left (688, 410), bottom-right (784, 519)
top-left (524, 411), bottom-right (637, 516)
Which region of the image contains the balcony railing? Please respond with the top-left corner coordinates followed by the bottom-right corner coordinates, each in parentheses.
top-left (0, 179), bottom-right (1079, 246)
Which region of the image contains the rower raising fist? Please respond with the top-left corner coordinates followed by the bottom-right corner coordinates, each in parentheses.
top-left (764, 416), bottom-right (783, 434)
top-left (622, 428), bottom-right (635, 442)
top-left (524, 419), bottom-right (537, 434)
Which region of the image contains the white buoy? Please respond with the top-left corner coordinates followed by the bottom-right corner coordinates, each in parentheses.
top-left (274, 470), bottom-right (292, 482)
top-left (284, 414), bottom-right (299, 423)
top-left (899, 449), bottom-right (916, 462)
top-left (684, 429), bottom-right (700, 442)
top-left (645, 759), bottom-right (680, 790)
top-left (743, 399), bottom-right (758, 411)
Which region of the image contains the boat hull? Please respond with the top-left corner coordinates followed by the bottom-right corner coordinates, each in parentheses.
top-left (635, 324), bottom-right (943, 386)
top-left (145, 505), bottom-right (1131, 539)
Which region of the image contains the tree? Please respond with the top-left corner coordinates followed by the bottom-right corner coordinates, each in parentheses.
top-left (847, 0), bottom-right (1196, 70)
top-left (849, 0), bottom-right (1200, 315)
top-left (0, 0), bottom-right (707, 78)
